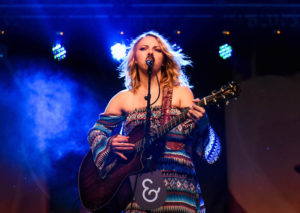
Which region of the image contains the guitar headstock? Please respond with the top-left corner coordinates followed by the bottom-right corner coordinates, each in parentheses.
top-left (203, 81), bottom-right (240, 107)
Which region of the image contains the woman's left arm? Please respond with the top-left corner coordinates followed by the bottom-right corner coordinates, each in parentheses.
top-left (179, 86), bottom-right (222, 164)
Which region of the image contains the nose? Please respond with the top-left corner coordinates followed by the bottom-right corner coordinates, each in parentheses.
top-left (147, 51), bottom-right (153, 57)
top-left (147, 48), bottom-right (153, 55)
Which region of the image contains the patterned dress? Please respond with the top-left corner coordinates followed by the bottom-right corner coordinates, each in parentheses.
top-left (88, 105), bottom-right (221, 213)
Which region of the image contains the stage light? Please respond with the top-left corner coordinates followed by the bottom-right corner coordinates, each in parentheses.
top-left (177, 30), bottom-right (181, 35)
top-left (1, 30), bottom-right (4, 35)
top-left (276, 30), bottom-right (281, 35)
top-left (111, 43), bottom-right (126, 61)
top-left (56, 31), bottom-right (64, 36)
top-left (219, 44), bottom-right (232, 60)
top-left (52, 43), bottom-right (67, 61)
top-left (120, 31), bottom-right (124, 35)
top-left (222, 30), bottom-right (230, 35)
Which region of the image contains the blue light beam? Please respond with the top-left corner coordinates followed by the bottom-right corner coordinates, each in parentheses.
top-left (0, 63), bottom-right (105, 175)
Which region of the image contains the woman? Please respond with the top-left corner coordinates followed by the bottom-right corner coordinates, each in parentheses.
top-left (88, 31), bottom-right (221, 213)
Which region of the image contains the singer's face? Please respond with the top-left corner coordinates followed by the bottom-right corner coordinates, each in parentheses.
top-left (135, 36), bottom-right (164, 73)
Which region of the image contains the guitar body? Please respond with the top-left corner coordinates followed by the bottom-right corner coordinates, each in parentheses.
top-left (78, 124), bottom-right (147, 212)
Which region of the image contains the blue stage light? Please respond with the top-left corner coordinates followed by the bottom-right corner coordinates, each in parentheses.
top-left (52, 43), bottom-right (66, 61)
top-left (219, 44), bottom-right (232, 60)
top-left (111, 43), bottom-right (126, 61)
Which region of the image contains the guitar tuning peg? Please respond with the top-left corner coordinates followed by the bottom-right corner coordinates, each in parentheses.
top-left (221, 95), bottom-right (226, 99)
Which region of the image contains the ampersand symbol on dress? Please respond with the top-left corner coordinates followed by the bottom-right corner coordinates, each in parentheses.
top-left (142, 178), bottom-right (161, 203)
top-left (133, 171), bottom-right (167, 210)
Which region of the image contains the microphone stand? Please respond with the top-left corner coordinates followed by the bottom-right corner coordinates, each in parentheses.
top-left (129, 61), bottom-right (153, 213)
top-left (144, 61), bottom-right (153, 171)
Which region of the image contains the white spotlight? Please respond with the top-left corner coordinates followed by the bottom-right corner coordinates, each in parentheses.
top-left (111, 43), bottom-right (127, 61)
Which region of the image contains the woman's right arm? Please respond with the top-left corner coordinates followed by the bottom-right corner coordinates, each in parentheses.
top-left (87, 91), bottom-right (134, 173)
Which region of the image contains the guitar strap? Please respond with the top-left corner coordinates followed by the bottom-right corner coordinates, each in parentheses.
top-left (162, 86), bottom-right (185, 151)
top-left (161, 86), bottom-right (173, 125)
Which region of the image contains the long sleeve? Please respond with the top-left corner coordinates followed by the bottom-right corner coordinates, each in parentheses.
top-left (87, 114), bottom-right (125, 172)
top-left (192, 114), bottom-right (222, 164)
top-left (201, 125), bottom-right (221, 164)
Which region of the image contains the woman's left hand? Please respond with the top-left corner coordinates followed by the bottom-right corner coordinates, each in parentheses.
top-left (187, 99), bottom-right (205, 123)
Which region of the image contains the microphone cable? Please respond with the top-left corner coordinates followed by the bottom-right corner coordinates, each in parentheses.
top-left (150, 72), bottom-right (161, 106)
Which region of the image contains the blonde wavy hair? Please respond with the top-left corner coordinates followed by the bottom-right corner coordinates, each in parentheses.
top-left (118, 31), bottom-right (192, 92)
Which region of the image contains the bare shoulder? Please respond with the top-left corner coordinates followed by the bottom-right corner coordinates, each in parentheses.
top-left (173, 85), bottom-right (194, 108)
top-left (104, 89), bottom-right (133, 115)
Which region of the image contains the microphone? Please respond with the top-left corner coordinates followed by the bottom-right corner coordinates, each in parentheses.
top-left (146, 54), bottom-right (155, 67)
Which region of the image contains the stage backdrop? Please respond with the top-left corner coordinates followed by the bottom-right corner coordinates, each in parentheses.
top-left (226, 73), bottom-right (300, 213)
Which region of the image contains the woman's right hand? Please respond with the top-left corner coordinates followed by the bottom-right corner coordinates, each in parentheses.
top-left (110, 135), bottom-right (135, 160)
